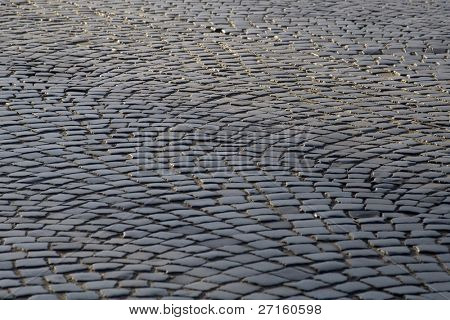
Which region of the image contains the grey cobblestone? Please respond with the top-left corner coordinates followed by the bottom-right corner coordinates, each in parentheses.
top-left (0, 0), bottom-right (449, 300)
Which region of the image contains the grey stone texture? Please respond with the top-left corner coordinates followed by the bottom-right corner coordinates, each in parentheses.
top-left (0, 0), bottom-right (449, 300)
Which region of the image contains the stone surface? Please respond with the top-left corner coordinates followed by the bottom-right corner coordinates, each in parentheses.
top-left (0, 0), bottom-right (449, 300)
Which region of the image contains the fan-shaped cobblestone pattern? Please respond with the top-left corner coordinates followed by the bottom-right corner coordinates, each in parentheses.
top-left (0, 0), bottom-right (449, 299)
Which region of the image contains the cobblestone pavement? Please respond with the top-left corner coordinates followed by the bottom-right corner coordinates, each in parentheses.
top-left (0, 0), bottom-right (449, 300)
